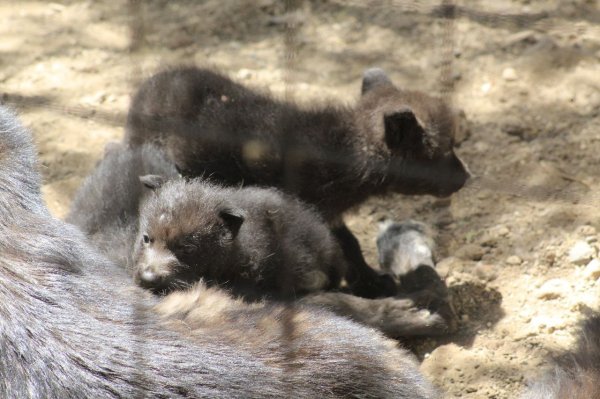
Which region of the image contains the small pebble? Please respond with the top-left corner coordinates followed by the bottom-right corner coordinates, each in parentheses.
top-left (568, 241), bottom-right (596, 265)
top-left (481, 82), bottom-right (491, 94)
top-left (530, 315), bottom-right (566, 333)
top-left (496, 226), bottom-right (510, 236)
top-left (536, 278), bottom-right (570, 300)
top-left (506, 255), bottom-right (522, 265)
top-left (456, 244), bottom-right (485, 261)
top-left (474, 263), bottom-right (498, 281)
top-left (502, 67), bottom-right (518, 81)
top-left (436, 257), bottom-right (461, 278)
top-left (583, 259), bottom-right (600, 280)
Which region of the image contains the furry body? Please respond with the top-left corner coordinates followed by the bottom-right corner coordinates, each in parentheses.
top-left (0, 105), bottom-right (442, 398)
top-left (125, 67), bottom-right (469, 219)
top-left (134, 178), bottom-right (346, 299)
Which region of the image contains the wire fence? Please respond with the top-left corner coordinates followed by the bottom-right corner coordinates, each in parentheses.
top-left (1, 1), bottom-right (599, 397)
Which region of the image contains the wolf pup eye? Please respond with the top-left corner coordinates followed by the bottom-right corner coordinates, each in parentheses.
top-left (142, 234), bottom-right (151, 244)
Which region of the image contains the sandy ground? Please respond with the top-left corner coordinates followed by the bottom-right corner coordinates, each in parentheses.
top-left (2, 1), bottom-right (600, 398)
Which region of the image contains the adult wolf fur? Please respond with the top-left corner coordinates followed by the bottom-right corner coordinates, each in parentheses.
top-left (0, 105), bottom-right (440, 398)
top-left (521, 315), bottom-right (600, 399)
top-left (125, 66), bottom-right (470, 298)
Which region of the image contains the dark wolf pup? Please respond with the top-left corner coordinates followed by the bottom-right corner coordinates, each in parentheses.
top-left (125, 66), bottom-right (470, 298)
top-left (133, 177), bottom-right (346, 300)
top-left (0, 105), bottom-right (440, 398)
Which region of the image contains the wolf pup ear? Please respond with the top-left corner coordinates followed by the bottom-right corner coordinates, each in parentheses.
top-left (361, 68), bottom-right (393, 94)
top-left (383, 110), bottom-right (426, 151)
top-left (139, 174), bottom-right (167, 190)
top-left (219, 208), bottom-right (245, 240)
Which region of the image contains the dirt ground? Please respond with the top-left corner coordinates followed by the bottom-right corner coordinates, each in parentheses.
top-left (2, 1), bottom-right (600, 398)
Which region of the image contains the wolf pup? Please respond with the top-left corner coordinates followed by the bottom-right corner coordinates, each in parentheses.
top-left (133, 177), bottom-right (346, 300)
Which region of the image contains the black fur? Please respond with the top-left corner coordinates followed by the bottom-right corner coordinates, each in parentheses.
top-left (125, 67), bottom-right (470, 215)
top-left (1, 106), bottom-right (442, 398)
top-left (125, 66), bottom-right (470, 298)
top-left (133, 178), bottom-right (347, 299)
